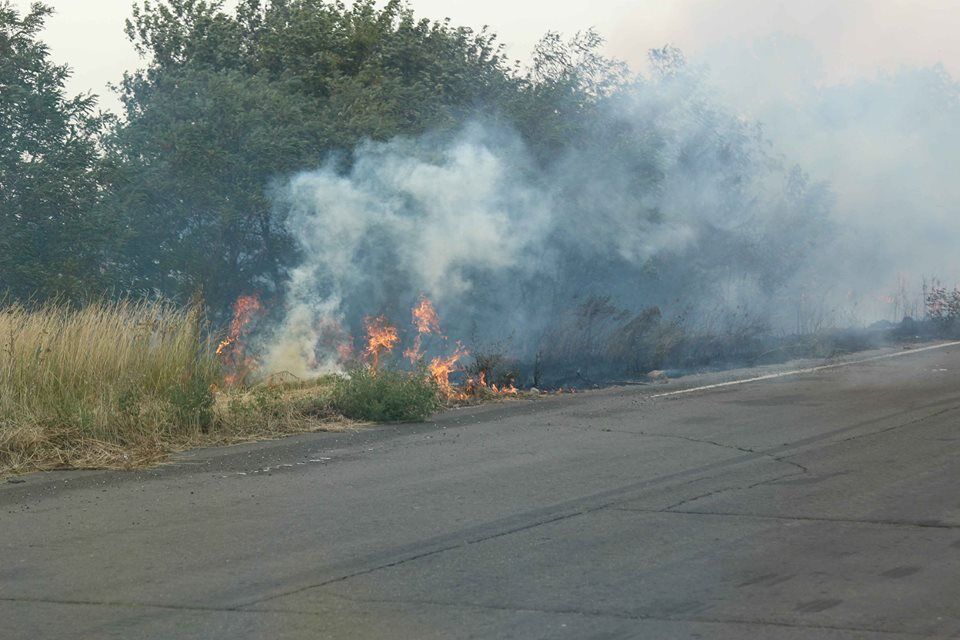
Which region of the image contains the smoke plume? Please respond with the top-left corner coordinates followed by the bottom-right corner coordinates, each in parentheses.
top-left (704, 35), bottom-right (960, 322)
top-left (262, 61), bottom-right (839, 377)
top-left (261, 38), bottom-right (960, 379)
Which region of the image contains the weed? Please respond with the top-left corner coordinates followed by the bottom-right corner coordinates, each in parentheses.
top-left (332, 366), bottom-right (440, 422)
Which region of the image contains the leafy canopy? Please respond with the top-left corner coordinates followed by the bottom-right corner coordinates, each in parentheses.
top-left (0, 1), bottom-right (108, 298)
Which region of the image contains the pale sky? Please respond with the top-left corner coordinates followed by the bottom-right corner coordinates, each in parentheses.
top-left (11, 0), bottom-right (960, 113)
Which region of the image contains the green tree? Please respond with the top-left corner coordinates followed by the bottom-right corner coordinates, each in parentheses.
top-left (511, 30), bottom-right (629, 162)
top-left (104, 67), bottom-right (325, 307)
top-left (109, 0), bottom-right (526, 309)
top-left (0, 2), bottom-right (108, 299)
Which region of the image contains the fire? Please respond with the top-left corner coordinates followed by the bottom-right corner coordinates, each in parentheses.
top-left (364, 316), bottom-right (399, 372)
top-left (404, 295), bottom-right (442, 362)
top-left (466, 370), bottom-right (487, 394)
top-left (215, 293), bottom-right (524, 398)
top-left (217, 294), bottom-right (264, 386)
top-left (237, 293), bottom-right (523, 399)
top-left (428, 342), bottom-right (469, 397)
top-left (465, 370), bottom-right (518, 397)
top-left (491, 382), bottom-right (519, 396)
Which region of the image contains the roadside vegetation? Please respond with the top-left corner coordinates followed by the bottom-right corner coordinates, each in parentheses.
top-left (2, 2), bottom-right (957, 475)
top-left (332, 367), bottom-right (440, 423)
top-left (0, 300), bottom-right (432, 476)
top-left (1, 300), bottom-right (210, 473)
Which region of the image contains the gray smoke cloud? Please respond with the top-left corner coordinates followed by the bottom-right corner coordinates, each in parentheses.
top-left (703, 35), bottom-right (960, 322)
top-left (263, 40), bottom-right (959, 378)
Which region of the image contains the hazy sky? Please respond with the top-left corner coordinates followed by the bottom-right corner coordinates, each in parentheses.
top-left (11, 0), bottom-right (960, 112)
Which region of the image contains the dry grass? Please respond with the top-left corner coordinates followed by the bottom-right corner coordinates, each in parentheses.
top-left (0, 301), bottom-right (349, 476)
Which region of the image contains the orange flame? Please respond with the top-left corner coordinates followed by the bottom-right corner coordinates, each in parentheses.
top-left (465, 369), bottom-right (518, 397)
top-left (364, 316), bottom-right (399, 372)
top-left (491, 382), bottom-right (519, 396)
top-left (428, 342), bottom-right (469, 398)
top-left (404, 295), bottom-right (442, 362)
top-left (351, 298), bottom-right (521, 400)
top-left (218, 294), bottom-right (263, 386)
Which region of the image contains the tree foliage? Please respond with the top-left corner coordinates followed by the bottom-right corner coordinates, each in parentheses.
top-left (0, 0), bottom-right (829, 329)
top-left (106, 0), bottom-right (534, 309)
top-left (0, 1), bottom-right (108, 298)
top-left (0, 1), bottom-right (638, 307)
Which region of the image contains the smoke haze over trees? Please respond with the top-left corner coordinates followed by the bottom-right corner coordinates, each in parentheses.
top-left (2, 0), bottom-right (959, 376)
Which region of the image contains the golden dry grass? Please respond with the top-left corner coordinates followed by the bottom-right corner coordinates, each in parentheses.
top-left (0, 301), bottom-right (349, 476)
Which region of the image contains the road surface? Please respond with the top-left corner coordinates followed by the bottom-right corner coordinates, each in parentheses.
top-left (4, 343), bottom-right (960, 639)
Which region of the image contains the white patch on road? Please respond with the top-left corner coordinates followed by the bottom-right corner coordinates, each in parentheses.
top-left (651, 341), bottom-right (960, 399)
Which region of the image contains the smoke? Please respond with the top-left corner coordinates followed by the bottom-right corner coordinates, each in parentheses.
top-left (262, 126), bottom-right (552, 376)
top-left (259, 34), bottom-right (960, 378)
top-left (263, 63), bottom-right (838, 377)
top-left (701, 34), bottom-right (960, 320)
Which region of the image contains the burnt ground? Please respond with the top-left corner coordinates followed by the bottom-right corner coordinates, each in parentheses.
top-left (3, 342), bottom-right (960, 638)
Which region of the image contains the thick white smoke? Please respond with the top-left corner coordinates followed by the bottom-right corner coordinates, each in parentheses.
top-left (263, 72), bottom-right (828, 376)
top-left (263, 43), bottom-right (960, 378)
top-left (263, 126), bottom-right (551, 376)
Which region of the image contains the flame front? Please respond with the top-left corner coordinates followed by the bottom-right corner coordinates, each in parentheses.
top-left (364, 316), bottom-right (399, 372)
top-left (218, 294), bottom-right (263, 386)
top-left (428, 342), bottom-right (469, 397)
top-left (217, 293), bottom-right (522, 399)
top-left (404, 295), bottom-right (442, 362)
top-left (465, 370), bottom-right (518, 397)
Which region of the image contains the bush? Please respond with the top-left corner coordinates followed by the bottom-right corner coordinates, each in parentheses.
top-left (331, 367), bottom-right (440, 423)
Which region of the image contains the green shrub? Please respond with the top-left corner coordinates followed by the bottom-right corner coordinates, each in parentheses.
top-left (331, 367), bottom-right (440, 423)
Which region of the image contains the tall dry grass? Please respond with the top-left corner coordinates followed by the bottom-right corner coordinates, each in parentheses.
top-left (0, 300), bottom-right (353, 476)
top-left (0, 300), bottom-right (219, 472)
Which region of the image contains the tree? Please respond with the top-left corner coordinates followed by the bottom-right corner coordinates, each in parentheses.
top-left (509, 30), bottom-right (629, 163)
top-left (103, 67), bottom-right (326, 308)
top-left (107, 0), bottom-right (525, 309)
top-left (0, 2), bottom-right (108, 299)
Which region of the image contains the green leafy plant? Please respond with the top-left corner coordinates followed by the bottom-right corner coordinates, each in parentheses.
top-left (331, 367), bottom-right (440, 423)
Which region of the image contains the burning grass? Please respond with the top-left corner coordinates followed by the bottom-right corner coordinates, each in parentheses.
top-left (0, 300), bottom-right (349, 476)
top-left (0, 295), bottom-right (523, 477)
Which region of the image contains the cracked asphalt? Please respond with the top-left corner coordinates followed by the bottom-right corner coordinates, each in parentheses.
top-left (4, 343), bottom-right (960, 638)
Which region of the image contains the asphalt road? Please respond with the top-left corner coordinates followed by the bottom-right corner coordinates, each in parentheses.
top-left (4, 343), bottom-right (960, 639)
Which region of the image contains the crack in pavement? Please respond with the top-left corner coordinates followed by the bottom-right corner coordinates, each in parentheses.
top-left (840, 405), bottom-right (960, 443)
top-left (239, 507), bottom-right (598, 609)
top-left (0, 595), bottom-right (244, 614)
top-left (659, 470), bottom-right (806, 511)
top-left (255, 591), bottom-right (936, 638)
top-left (638, 431), bottom-right (757, 455)
top-left (610, 506), bottom-right (960, 530)
top-left (0, 594), bottom-right (934, 637)
top-left (571, 426), bottom-right (811, 478)
top-left (638, 431), bottom-right (810, 475)
top-left (232, 399), bottom-right (960, 609)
